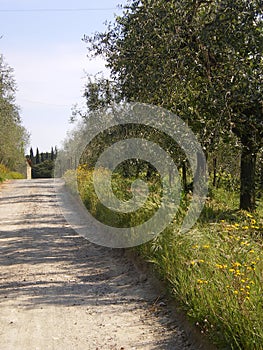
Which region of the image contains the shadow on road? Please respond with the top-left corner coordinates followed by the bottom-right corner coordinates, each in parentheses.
top-left (0, 180), bottom-right (198, 350)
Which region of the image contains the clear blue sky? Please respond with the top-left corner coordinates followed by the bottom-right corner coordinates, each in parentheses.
top-left (0, 0), bottom-right (126, 153)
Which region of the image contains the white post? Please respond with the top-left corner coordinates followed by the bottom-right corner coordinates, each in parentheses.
top-left (26, 162), bottom-right (32, 180)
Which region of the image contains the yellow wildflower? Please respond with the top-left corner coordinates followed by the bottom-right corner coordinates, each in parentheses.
top-left (197, 279), bottom-right (208, 284)
top-left (232, 262), bottom-right (241, 267)
top-left (215, 264), bottom-right (223, 269)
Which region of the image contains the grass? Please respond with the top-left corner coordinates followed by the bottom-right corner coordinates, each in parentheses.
top-left (138, 217), bottom-right (263, 349)
top-left (65, 166), bottom-right (263, 349)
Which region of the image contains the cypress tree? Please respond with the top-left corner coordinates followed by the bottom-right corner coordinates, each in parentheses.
top-left (51, 147), bottom-right (54, 161)
top-left (36, 148), bottom-right (40, 164)
top-left (29, 147), bottom-right (34, 164)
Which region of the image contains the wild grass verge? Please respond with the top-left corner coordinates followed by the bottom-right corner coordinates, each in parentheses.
top-left (137, 217), bottom-right (262, 349)
top-left (64, 167), bottom-right (263, 349)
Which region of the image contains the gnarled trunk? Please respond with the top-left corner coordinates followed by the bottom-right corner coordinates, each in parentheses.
top-left (239, 145), bottom-right (257, 211)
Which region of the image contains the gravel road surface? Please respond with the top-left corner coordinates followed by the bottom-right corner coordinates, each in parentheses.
top-left (0, 179), bottom-right (208, 350)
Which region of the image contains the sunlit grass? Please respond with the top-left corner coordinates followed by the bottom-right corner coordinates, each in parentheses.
top-left (64, 166), bottom-right (263, 349)
top-left (138, 193), bottom-right (263, 349)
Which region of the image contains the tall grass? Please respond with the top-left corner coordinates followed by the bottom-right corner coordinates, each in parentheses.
top-left (65, 167), bottom-right (263, 349)
top-left (138, 220), bottom-right (263, 349)
top-left (0, 164), bottom-right (8, 182)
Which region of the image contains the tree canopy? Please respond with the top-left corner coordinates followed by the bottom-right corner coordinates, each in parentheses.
top-left (84, 0), bottom-right (263, 210)
top-left (0, 54), bottom-right (29, 170)
top-left (28, 147), bottom-right (57, 178)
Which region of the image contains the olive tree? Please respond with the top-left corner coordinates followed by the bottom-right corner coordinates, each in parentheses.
top-left (85, 0), bottom-right (263, 210)
top-left (0, 54), bottom-right (29, 169)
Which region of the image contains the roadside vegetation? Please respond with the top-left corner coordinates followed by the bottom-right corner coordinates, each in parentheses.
top-left (62, 166), bottom-right (263, 349)
top-left (0, 54), bottom-right (29, 176)
top-left (137, 196), bottom-right (263, 349)
top-left (26, 147), bottom-right (57, 178)
top-left (59, 1), bottom-right (262, 348)
top-left (0, 164), bottom-right (25, 183)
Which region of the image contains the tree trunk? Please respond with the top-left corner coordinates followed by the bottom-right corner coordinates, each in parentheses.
top-left (240, 145), bottom-right (257, 211)
top-left (260, 158), bottom-right (263, 191)
top-left (182, 160), bottom-right (187, 192)
top-left (212, 157), bottom-right (217, 187)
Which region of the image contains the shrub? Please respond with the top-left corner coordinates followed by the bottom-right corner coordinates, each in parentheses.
top-left (7, 172), bottom-right (25, 179)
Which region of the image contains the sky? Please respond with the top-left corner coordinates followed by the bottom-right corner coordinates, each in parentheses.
top-left (0, 0), bottom-right (126, 153)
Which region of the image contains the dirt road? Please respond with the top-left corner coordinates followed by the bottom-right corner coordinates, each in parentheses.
top-left (0, 179), bottom-right (203, 350)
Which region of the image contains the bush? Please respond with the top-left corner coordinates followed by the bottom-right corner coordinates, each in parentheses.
top-left (0, 164), bottom-right (9, 179)
top-left (0, 164), bottom-right (25, 182)
top-left (32, 160), bottom-right (54, 178)
top-left (7, 172), bottom-right (25, 179)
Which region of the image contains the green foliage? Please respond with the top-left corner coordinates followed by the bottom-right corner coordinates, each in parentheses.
top-left (32, 160), bottom-right (54, 178)
top-left (29, 147), bottom-right (57, 166)
top-left (0, 54), bottom-right (29, 170)
top-left (35, 148), bottom-right (40, 164)
top-left (70, 73), bottom-right (121, 123)
top-left (62, 4), bottom-right (263, 346)
top-left (62, 169), bottom-right (78, 193)
top-left (0, 164), bottom-right (8, 182)
top-left (7, 171), bottom-right (25, 179)
top-left (152, 197), bottom-right (262, 349)
top-left (0, 164), bottom-right (24, 181)
top-left (85, 0), bottom-right (263, 210)
top-left (65, 165), bottom-right (263, 349)
top-left (74, 166), bottom-right (163, 228)
top-left (27, 147), bottom-right (57, 178)
top-left (138, 219), bottom-right (263, 349)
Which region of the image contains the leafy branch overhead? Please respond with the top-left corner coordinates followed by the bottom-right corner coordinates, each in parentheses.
top-left (83, 0), bottom-right (263, 211)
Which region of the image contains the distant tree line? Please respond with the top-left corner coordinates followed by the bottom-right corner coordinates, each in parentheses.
top-left (27, 147), bottom-right (57, 178)
top-left (0, 54), bottom-right (29, 171)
